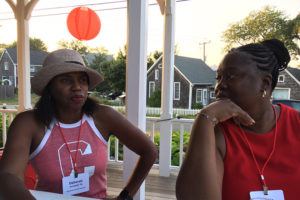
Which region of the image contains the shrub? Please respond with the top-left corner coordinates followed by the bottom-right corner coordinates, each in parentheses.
top-left (147, 90), bottom-right (161, 107)
top-left (192, 102), bottom-right (203, 109)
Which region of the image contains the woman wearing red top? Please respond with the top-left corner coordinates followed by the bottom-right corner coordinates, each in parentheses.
top-left (176, 39), bottom-right (300, 199)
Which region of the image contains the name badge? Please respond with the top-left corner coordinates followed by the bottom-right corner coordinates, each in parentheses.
top-left (62, 172), bottom-right (89, 196)
top-left (250, 190), bottom-right (284, 200)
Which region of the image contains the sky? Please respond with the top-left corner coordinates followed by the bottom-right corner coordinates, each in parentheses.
top-left (0, 0), bottom-right (299, 67)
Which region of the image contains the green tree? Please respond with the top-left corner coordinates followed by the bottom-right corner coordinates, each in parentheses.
top-left (147, 50), bottom-right (162, 69)
top-left (7, 37), bottom-right (48, 51)
top-left (89, 51), bottom-right (112, 94)
top-left (58, 40), bottom-right (89, 55)
top-left (223, 6), bottom-right (300, 56)
top-left (108, 48), bottom-right (126, 93)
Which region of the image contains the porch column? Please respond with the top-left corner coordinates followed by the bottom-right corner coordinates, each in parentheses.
top-left (6, 0), bottom-right (39, 111)
top-left (159, 0), bottom-right (175, 177)
top-left (125, 0), bottom-right (148, 199)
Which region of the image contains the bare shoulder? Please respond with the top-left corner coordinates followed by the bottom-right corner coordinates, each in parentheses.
top-left (11, 110), bottom-right (39, 128)
top-left (7, 110), bottom-right (44, 142)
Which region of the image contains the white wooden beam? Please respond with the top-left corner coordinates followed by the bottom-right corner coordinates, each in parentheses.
top-left (159, 0), bottom-right (175, 177)
top-left (124, 0), bottom-right (148, 199)
top-left (5, 0), bottom-right (39, 112)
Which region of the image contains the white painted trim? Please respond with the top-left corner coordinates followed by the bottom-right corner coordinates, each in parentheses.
top-left (173, 82), bottom-right (180, 100)
top-left (285, 69), bottom-right (300, 86)
top-left (272, 87), bottom-right (291, 99)
top-left (0, 50), bottom-right (6, 61)
top-left (147, 56), bottom-right (162, 73)
top-left (154, 69), bottom-right (159, 80)
top-left (148, 81), bottom-right (155, 97)
top-left (195, 89), bottom-right (203, 103)
top-left (174, 66), bottom-right (192, 85)
top-left (3, 61), bottom-right (9, 70)
top-left (188, 83), bottom-right (192, 109)
top-left (278, 75), bottom-right (285, 83)
top-left (193, 82), bottom-right (214, 85)
top-left (5, 49), bottom-right (16, 65)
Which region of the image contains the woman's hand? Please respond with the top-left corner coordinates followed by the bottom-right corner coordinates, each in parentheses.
top-left (200, 98), bottom-right (255, 126)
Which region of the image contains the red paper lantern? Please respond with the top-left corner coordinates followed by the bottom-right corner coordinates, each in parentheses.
top-left (67, 7), bottom-right (101, 40)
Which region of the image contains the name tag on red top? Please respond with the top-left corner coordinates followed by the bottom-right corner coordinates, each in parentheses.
top-left (62, 172), bottom-right (89, 196)
top-left (250, 190), bottom-right (284, 200)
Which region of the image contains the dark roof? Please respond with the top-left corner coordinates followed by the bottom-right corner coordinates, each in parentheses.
top-left (174, 55), bottom-right (216, 85)
top-left (287, 67), bottom-right (300, 81)
top-left (6, 47), bottom-right (48, 65)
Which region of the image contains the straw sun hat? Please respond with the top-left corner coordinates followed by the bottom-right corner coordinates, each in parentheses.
top-left (31, 49), bottom-right (103, 96)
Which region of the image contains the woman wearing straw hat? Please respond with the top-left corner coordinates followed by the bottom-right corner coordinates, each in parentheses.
top-left (0, 49), bottom-right (157, 200)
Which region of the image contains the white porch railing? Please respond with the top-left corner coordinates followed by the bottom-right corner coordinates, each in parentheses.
top-left (0, 107), bottom-right (194, 175)
top-left (111, 106), bottom-right (200, 116)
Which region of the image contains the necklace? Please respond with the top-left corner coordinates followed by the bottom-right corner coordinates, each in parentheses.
top-left (57, 118), bottom-right (83, 177)
top-left (239, 106), bottom-right (277, 195)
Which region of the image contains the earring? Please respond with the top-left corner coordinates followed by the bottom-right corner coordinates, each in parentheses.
top-left (262, 90), bottom-right (267, 98)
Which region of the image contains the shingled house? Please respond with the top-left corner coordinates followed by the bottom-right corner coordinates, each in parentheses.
top-left (147, 55), bottom-right (216, 109)
top-left (273, 67), bottom-right (300, 100)
top-left (0, 47), bottom-right (48, 98)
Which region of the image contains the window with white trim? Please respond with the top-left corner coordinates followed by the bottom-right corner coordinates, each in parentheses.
top-left (196, 89), bottom-right (203, 103)
top-left (4, 62), bottom-right (8, 70)
top-left (1, 76), bottom-right (11, 85)
top-left (30, 66), bottom-right (35, 73)
top-left (155, 69), bottom-right (159, 80)
top-left (278, 75), bottom-right (285, 83)
top-left (174, 82), bottom-right (180, 100)
top-left (210, 91), bottom-right (216, 99)
top-left (149, 81), bottom-right (155, 97)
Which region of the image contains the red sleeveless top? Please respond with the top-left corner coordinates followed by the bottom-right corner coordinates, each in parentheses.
top-left (222, 104), bottom-right (300, 200)
top-left (29, 115), bottom-right (108, 199)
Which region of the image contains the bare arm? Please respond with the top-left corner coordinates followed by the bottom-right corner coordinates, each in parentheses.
top-left (176, 99), bottom-right (255, 200)
top-left (0, 111), bottom-right (38, 200)
top-left (94, 105), bottom-right (157, 197)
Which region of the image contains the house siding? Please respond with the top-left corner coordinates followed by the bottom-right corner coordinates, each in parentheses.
top-left (192, 85), bottom-right (215, 107)
top-left (276, 70), bottom-right (300, 100)
top-left (173, 68), bottom-right (189, 108)
top-left (0, 51), bottom-right (15, 87)
top-left (147, 64), bottom-right (162, 100)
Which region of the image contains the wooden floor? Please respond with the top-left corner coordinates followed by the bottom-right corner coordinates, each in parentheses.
top-left (107, 163), bottom-right (178, 200)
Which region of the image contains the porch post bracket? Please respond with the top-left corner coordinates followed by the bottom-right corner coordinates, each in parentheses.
top-left (25, 0), bottom-right (39, 20)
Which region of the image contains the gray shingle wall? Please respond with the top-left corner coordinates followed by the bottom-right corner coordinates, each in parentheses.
top-left (277, 70), bottom-right (300, 100)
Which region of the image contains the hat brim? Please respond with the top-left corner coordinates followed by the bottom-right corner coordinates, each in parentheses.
top-left (31, 63), bottom-right (104, 96)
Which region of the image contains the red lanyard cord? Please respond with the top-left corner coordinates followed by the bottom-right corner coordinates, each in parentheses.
top-left (239, 106), bottom-right (277, 195)
top-left (57, 118), bottom-right (83, 177)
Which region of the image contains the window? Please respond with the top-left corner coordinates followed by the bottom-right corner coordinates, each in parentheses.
top-left (278, 75), bottom-right (285, 83)
top-left (210, 91), bottom-right (216, 99)
top-left (30, 66), bottom-right (35, 73)
top-left (196, 89), bottom-right (203, 103)
top-left (272, 88), bottom-right (290, 100)
top-left (203, 89), bottom-right (208, 105)
top-left (158, 64), bottom-right (162, 69)
top-left (155, 69), bottom-right (159, 80)
top-left (4, 62), bottom-right (8, 70)
top-left (1, 76), bottom-right (11, 85)
top-left (149, 81), bottom-right (155, 97)
top-left (174, 82), bottom-right (180, 100)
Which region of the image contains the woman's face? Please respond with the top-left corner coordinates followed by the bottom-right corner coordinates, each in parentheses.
top-left (215, 53), bottom-right (264, 110)
top-left (49, 72), bottom-right (89, 111)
